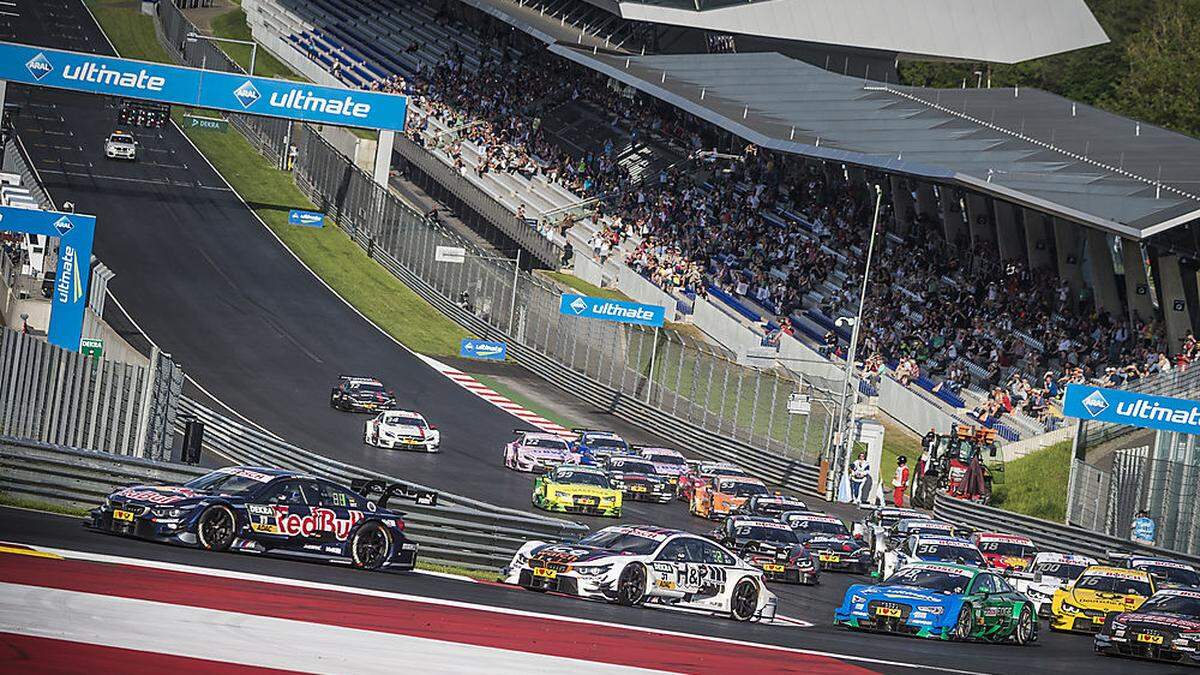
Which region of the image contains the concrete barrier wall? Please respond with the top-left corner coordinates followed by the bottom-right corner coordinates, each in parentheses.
top-left (571, 249), bottom-right (606, 287)
top-left (616, 265), bottom-right (678, 322)
top-left (878, 375), bottom-right (961, 435)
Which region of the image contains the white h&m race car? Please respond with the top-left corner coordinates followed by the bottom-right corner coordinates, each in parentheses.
top-left (1009, 552), bottom-right (1097, 618)
top-left (505, 524), bottom-right (777, 622)
top-left (504, 430), bottom-right (575, 472)
top-left (364, 410), bottom-right (440, 452)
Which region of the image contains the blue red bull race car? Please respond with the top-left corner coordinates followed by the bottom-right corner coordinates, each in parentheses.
top-left (86, 466), bottom-right (434, 571)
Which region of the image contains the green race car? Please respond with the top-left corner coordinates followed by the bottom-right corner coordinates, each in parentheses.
top-left (834, 562), bottom-right (1038, 645)
top-left (532, 465), bottom-right (622, 517)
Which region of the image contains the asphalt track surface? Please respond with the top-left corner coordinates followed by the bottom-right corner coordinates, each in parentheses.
top-left (2, 3), bottom-right (1183, 673)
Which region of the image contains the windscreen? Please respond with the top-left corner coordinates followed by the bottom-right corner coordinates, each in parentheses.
top-left (588, 437), bottom-right (628, 451)
top-left (1136, 564), bottom-right (1200, 588)
top-left (1139, 593), bottom-right (1200, 617)
top-left (790, 519), bottom-right (849, 536)
top-left (578, 530), bottom-right (661, 555)
top-left (525, 437), bottom-right (567, 449)
top-left (916, 542), bottom-right (985, 567)
top-left (734, 524), bottom-right (799, 545)
top-left (978, 540), bottom-right (1036, 558)
top-left (645, 452), bottom-right (685, 466)
top-left (1033, 562), bottom-right (1087, 581)
top-left (609, 458), bottom-right (657, 474)
top-left (184, 470), bottom-right (267, 495)
top-left (721, 480), bottom-right (768, 497)
top-left (886, 567), bottom-right (972, 594)
top-left (555, 469), bottom-right (610, 488)
top-left (1076, 574), bottom-right (1153, 596)
top-left (384, 414), bottom-right (425, 427)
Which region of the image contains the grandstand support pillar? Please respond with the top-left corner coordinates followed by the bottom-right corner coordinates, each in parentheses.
top-left (914, 182), bottom-right (938, 224)
top-left (939, 187), bottom-right (968, 249)
top-left (373, 129), bottom-right (395, 188)
top-left (994, 201), bottom-right (1023, 264)
top-left (889, 175), bottom-right (912, 235)
top-left (1154, 252), bottom-right (1193, 354)
top-left (1023, 208), bottom-right (1053, 270)
top-left (1122, 239), bottom-right (1155, 324)
top-left (1052, 218), bottom-right (1086, 296)
top-left (1084, 229), bottom-right (1121, 316)
top-left (965, 193), bottom-right (996, 254)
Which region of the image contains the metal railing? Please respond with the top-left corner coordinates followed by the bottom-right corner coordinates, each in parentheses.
top-left (933, 493), bottom-right (1200, 566)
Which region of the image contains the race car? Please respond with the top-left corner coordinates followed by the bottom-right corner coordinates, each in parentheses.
top-left (531, 465), bottom-right (622, 517)
top-left (854, 507), bottom-right (933, 556)
top-left (104, 130), bottom-right (137, 160)
top-left (1009, 552), bottom-right (1098, 618)
top-left (504, 430), bottom-right (575, 472)
top-left (364, 409), bottom-right (439, 452)
top-left (690, 475), bottom-right (769, 520)
top-left (504, 524), bottom-right (778, 622)
top-left (570, 429), bottom-right (633, 464)
top-left (676, 460), bottom-right (748, 502)
top-left (1095, 588), bottom-right (1200, 665)
top-left (603, 455), bottom-right (673, 503)
top-left (330, 375), bottom-right (396, 413)
top-left (732, 493), bottom-right (808, 519)
top-left (637, 446), bottom-right (688, 486)
top-left (782, 511), bottom-right (872, 574)
top-left (1049, 565), bottom-right (1156, 633)
top-left (877, 534), bottom-right (986, 579)
top-left (874, 517), bottom-right (962, 559)
top-left (710, 515), bottom-right (819, 584)
top-left (834, 562), bottom-right (1038, 644)
top-left (1121, 556), bottom-right (1200, 591)
top-left (85, 466), bottom-right (430, 570)
top-left (971, 532), bottom-right (1038, 572)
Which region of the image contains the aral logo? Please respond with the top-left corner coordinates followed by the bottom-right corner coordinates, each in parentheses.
top-left (26, 52), bottom-right (54, 81)
top-left (570, 297), bottom-right (588, 314)
top-left (53, 215), bottom-right (74, 237)
top-left (233, 80), bottom-right (262, 109)
top-left (1081, 389), bottom-right (1110, 417)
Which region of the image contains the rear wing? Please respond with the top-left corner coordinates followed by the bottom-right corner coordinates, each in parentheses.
top-left (351, 479), bottom-right (438, 509)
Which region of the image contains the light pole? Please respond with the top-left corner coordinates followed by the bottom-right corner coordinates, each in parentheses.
top-left (828, 182), bottom-right (884, 501)
top-left (187, 32), bottom-right (258, 76)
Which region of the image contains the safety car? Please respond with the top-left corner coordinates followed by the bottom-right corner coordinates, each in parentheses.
top-left (364, 409), bottom-right (439, 452)
top-left (603, 455), bottom-right (673, 503)
top-left (85, 467), bottom-right (430, 570)
top-left (711, 515), bottom-right (818, 584)
top-left (570, 429), bottom-right (633, 463)
top-left (330, 375), bottom-right (396, 412)
top-left (1095, 588), bottom-right (1200, 665)
top-left (971, 532), bottom-right (1038, 572)
top-left (504, 430), bottom-right (575, 472)
top-left (1049, 565), bottom-right (1156, 633)
top-left (781, 511), bottom-right (873, 573)
top-left (504, 525), bottom-right (777, 622)
top-left (1122, 556), bottom-right (1200, 591)
top-left (732, 493), bottom-right (808, 519)
top-left (877, 534), bottom-right (986, 579)
top-left (1009, 552), bottom-right (1098, 618)
top-left (637, 446), bottom-right (688, 486)
top-left (104, 130), bottom-right (137, 160)
top-left (834, 562), bottom-right (1038, 644)
top-left (531, 465), bottom-right (622, 517)
top-left (676, 460), bottom-right (747, 502)
top-left (690, 475), bottom-right (769, 520)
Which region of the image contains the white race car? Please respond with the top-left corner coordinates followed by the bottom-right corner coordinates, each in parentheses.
top-left (1009, 552), bottom-right (1097, 618)
top-left (853, 507), bottom-right (934, 558)
top-left (104, 130), bottom-right (137, 160)
top-left (877, 534), bottom-right (986, 579)
top-left (504, 430), bottom-right (574, 472)
top-left (505, 524), bottom-right (777, 622)
top-left (364, 410), bottom-right (439, 452)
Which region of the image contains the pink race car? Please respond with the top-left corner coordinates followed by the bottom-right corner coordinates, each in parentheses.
top-left (504, 430), bottom-right (576, 472)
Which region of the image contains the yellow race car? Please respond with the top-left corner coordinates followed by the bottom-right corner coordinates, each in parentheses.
top-left (532, 465), bottom-right (622, 517)
top-left (1049, 565), bottom-right (1156, 633)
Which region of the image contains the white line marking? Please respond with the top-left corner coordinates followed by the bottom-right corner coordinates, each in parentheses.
top-left (35, 168), bottom-right (232, 190)
top-left (1, 541), bottom-right (985, 674)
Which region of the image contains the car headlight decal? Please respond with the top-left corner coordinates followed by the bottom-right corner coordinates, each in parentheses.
top-left (916, 605), bottom-right (943, 615)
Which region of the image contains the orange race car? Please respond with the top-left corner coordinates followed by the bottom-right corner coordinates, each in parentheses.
top-left (690, 475), bottom-right (769, 520)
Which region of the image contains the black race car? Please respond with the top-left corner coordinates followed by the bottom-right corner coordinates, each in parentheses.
top-left (780, 510), bottom-right (872, 573)
top-left (1095, 588), bottom-right (1200, 666)
top-left (330, 375), bottom-right (397, 412)
top-left (732, 493), bottom-right (809, 519)
top-left (86, 466), bottom-right (433, 570)
top-left (603, 455), bottom-right (673, 503)
top-left (711, 515), bottom-right (819, 584)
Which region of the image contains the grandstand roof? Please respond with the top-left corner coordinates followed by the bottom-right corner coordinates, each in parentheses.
top-left (599, 0), bottom-right (1107, 64)
top-left (548, 48), bottom-right (1200, 239)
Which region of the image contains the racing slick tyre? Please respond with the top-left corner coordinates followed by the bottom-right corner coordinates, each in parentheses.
top-left (615, 563), bottom-right (648, 607)
top-left (196, 505), bottom-right (236, 551)
top-left (1012, 605), bottom-right (1036, 646)
top-left (952, 604), bottom-right (974, 641)
top-left (730, 579), bottom-right (759, 622)
top-left (349, 522), bottom-right (391, 570)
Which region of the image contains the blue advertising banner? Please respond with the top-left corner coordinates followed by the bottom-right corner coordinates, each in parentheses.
top-left (288, 209), bottom-right (325, 227)
top-left (1063, 384), bottom-right (1200, 436)
top-left (0, 205), bottom-right (96, 351)
top-left (558, 294), bottom-right (665, 328)
top-left (0, 41), bottom-right (408, 131)
top-left (459, 338), bottom-right (507, 361)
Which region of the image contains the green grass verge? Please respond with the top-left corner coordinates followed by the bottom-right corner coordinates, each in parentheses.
top-left (990, 440), bottom-right (1072, 522)
top-left (473, 374), bottom-right (580, 430)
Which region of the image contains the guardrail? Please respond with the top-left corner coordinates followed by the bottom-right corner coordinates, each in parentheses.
top-left (932, 494), bottom-right (1200, 567)
top-left (1, 429), bottom-right (585, 570)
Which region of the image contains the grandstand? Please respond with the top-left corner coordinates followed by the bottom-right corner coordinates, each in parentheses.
top-left (242, 0), bottom-right (1200, 443)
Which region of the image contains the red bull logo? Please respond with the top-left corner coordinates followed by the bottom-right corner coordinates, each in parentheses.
top-left (275, 506), bottom-right (363, 540)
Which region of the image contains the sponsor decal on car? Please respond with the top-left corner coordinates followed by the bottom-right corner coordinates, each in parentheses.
top-left (115, 487), bottom-right (200, 504)
top-left (270, 506), bottom-right (364, 540)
